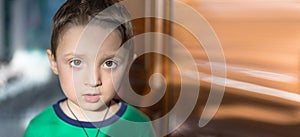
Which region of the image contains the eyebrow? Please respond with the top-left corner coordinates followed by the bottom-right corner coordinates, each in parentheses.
top-left (101, 52), bottom-right (120, 60)
top-left (63, 52), bottom-right (86, 58)
top-left (63, 51), bottom-right (122, 61)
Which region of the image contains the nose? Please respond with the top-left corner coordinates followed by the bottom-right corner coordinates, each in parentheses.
top-left (85, 66), bottom-right (102, 87)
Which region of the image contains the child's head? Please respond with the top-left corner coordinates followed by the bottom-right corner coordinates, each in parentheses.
top-left (47, 0), bottom-right (134, 111)
top-left (51, 0), bottom-right (133, 58)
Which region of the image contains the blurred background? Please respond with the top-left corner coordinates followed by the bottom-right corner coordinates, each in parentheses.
top-left (0, 0), bottom-right (65, 136)
top-left (1, 0), bottom-right (300, 137)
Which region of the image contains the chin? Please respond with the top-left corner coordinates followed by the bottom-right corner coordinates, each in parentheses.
top-left (80, 101), bottom-right (107, 111)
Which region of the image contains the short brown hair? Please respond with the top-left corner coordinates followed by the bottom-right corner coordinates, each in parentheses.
top-left (51, 0), bottom-right (133, 58)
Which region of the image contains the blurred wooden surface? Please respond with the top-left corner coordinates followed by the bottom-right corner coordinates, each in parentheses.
top-left (175, 0), bottom-right (300, 93)
top-left (170, 0), bottom-right (300, 136)
top-left (127, 0), bottom-right (300, 136)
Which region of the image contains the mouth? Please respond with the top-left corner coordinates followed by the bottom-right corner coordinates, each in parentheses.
top-left (83, 93), bottom-right (101, 103)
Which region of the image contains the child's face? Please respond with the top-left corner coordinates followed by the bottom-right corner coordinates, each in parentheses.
top-left (47, 26), bottom-right (131, 111)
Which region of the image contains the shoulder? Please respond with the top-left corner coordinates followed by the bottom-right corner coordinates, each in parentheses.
top-left (121, 102), bottom-right (151, 122)
top-left (28, 105), bottom-right (56, 125)
top-left (24, 106), bottom-right (56, 137)
top-left (107, 101), bottom-right (156, 137)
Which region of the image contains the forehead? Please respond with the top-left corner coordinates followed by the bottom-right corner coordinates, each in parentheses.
top-left (57, 26), bottom-right (122, 58)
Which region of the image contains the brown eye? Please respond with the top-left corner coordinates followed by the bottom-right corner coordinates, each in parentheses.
top-left (70, 59), bottom-right (82, 67)
top-left (74, 60), bottom-right (81, 65)
top-left (103, 60), bottom-right (117, 69)
top-left (106, 61), bottom-right (112, 67)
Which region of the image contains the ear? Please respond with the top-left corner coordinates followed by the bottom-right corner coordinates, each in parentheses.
top-left (47, 49), bottom-right (58, 75)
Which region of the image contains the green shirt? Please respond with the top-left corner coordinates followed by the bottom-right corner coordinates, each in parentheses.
top-left (24, 99), bottom-right (155, 137)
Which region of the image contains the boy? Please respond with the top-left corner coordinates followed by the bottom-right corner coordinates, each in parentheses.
top-left (24, 0), bottom-right (155, 137)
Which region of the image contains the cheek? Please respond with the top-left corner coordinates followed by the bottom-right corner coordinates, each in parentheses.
top-left (58, 69), bottom-right (78, 99)
top-left (111, 68), bottom-right (127, 90)
top-left (102, 72), bottom-right (117, 92)
top-left (102, 72), bottom-right (113, 85)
